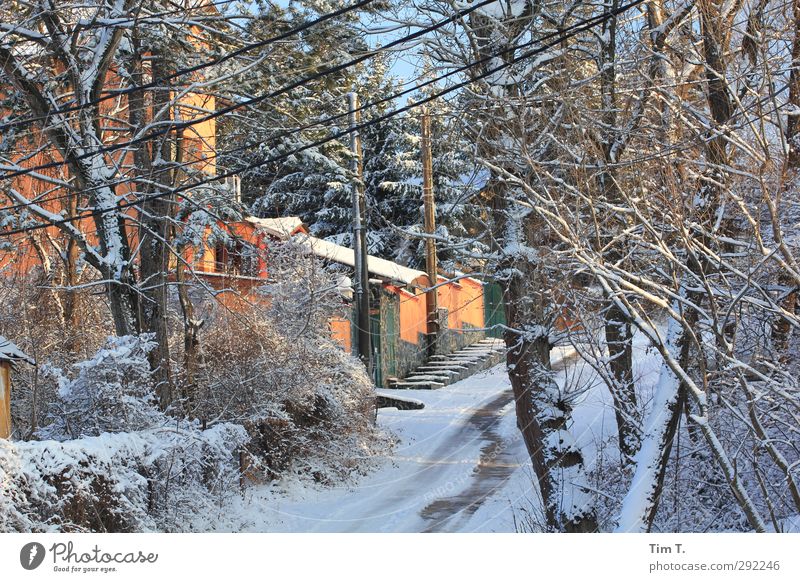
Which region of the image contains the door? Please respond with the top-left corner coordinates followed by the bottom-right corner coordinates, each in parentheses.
top-left (383, 296), bottom-right (399, 381)
top-left (484, 282), bottom-right (507, 338)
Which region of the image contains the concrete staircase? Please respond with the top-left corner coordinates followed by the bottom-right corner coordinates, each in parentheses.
top-left (388, 338), bottom-right (506, 390)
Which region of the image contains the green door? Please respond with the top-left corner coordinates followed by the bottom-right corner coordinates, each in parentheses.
top-left (484, 283), bottom-right (507, 338)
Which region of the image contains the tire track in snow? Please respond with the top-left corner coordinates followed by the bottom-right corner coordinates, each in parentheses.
top-left (418, 349), bottom-right (580, 532)
top-left (419, 388), bottom-right (518, 532)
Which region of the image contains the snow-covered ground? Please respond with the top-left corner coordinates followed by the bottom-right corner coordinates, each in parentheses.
top-left (193, 341), bottom-right (663, 533)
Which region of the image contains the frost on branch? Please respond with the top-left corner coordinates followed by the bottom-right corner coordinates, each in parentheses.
top-left (38, 335), bottom-right (166, 441)
top-left (0, 423), bottom-right (248, 532)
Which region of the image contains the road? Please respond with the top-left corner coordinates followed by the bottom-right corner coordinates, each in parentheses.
top-left (209, 349), bottom-right (583, 533)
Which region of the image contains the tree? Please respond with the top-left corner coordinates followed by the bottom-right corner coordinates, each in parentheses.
top-left (411, 0), bottom-right (600, 531)
top-left (0, 0), bottom-right (246, 408)
top-left (221, 0), bottom-right (366, 239)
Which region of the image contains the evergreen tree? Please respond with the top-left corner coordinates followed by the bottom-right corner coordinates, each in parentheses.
top-left (218, 0), bottom-right (366, 238)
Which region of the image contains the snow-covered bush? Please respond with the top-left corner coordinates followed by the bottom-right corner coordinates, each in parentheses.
top-left (0, 272), bottom-right (114, 439)
top-left (0, 423), bottom-right (248, 532)
top-left (0, 242), bottom-right (385, 532)
top-left (38, 335), bottom-right (166, 440)
top-left (195, 242), bottom-right (382, 484)
top-left (199, 304), bottom-right (380, 483)
top-left (0, 334), bottom-right (250, 532)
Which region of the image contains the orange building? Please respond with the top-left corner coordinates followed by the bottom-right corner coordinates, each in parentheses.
top-left (187, 206), bottom-right (498, 384)
top-left (184, 221), bottom-right (491, 386)
top-left (0, 3), bottom-right (219, 288)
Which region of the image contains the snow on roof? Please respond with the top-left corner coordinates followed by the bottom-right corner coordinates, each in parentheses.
top-left (0, 336), bottom-right (35, 366)
top-left (293, 234), bottom-right (428, 287)
top-left (245, 216), bottom-right (304, 240)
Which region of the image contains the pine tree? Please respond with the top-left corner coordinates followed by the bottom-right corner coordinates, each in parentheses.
top-left (360, 68), bottom-right (483, 270)
top-left (218, 1), bottom-right (366, 239)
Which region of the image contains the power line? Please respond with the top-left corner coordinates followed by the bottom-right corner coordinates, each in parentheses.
top-left (0, 0), bottom-right (502, 183)
top-left (0, 0), bottom-right (651, 239)
top-left (0, 0), bottom-right (378, 133)
top-left (12, 0), bottom-right (769, 220)
top-left (0, 0), bottom-right (641, 213)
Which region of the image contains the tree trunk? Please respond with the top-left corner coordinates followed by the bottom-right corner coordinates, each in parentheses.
top-left (131, 47), bottom-right (174, 409)
top-left (604, 300), bottom-right (639, 459)
top-left (596, 4), bottom-right (640, 460)
top-left (498, 189), bottom-right (598, 533)
top-left (466, 2), bottom-right (597, 532)
top-left (176, 253), bottom-right (204, 420)
top-left (772, 0), bottom-right (800, 355)
top-left (62, 235), bottom-right (81, 352)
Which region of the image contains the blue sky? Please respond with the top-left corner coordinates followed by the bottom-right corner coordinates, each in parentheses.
top-left (253, 0), bottom-right (422, 83)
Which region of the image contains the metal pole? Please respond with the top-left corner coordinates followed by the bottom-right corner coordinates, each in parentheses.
top-left (421, 105), bottom-right (439, 354)
top-left (347, 92), bottom-right (372, 376)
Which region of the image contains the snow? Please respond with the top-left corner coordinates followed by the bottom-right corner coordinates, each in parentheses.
top-left (0, 335), bottom-right (34, 365)
top-left (190, 365), bottom-right (523, 532)
top-left (189, 345), bottom-right (623, 533)
top-left (245, 216), bottom-right (305, 240)
top-left (0, 423), bottom-right (247, 532)
top-left (476, 1), bottom-right (530, 20)
top-left (615, 316), bottom-right (682, 533)
top-left (292, 233), bottom-right (428, 286)
top-left (177, 321), bottom-right (687, 534)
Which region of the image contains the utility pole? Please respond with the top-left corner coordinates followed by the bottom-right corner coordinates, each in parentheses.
top-left (347, 92), bottom-right (372, 377)
top-left (421, 105), bottom-right (439, 355)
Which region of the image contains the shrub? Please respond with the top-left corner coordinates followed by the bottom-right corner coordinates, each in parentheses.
top-left (38, 335), bottom-right (165, 441)
top-left (0, 423), bottom-right (248, 532)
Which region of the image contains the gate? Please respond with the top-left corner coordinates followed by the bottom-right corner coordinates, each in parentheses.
top-left (483, 282), bottom-right (506, 338)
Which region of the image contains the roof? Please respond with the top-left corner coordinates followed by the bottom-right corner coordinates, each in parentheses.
top-left (292, 234), bottom-right (428, 287)
top-left (0, 336), bottom-right (35, 366)
top-left (245, 216), bottom-right (305, 240)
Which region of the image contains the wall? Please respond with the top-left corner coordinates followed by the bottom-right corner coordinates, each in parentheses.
top-left (326, 278), bottom-right (490, 386)
top-left (393, 286), bottom-right (429, 382)
top-left (1, 65), bottom-right (217, 280)
top-left (435, 276), bottom-right (486, 353)
top-left (329, 317), bottom-right (352, 354)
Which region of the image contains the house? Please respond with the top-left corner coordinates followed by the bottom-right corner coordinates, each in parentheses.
top-left (0, 336), bottom-right (35, 439)
top-left (198, 218), bottom-right (493, 386)
top-left (292, 233), bottom-right (489, 385)
top-left (0, 5), bottom-right (220, 284)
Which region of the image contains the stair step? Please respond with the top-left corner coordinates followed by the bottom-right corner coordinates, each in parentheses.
top-left (392, 381), bottom-right (446, 390)
top-left (406, 374), bottom-right (452, 381)
top-left (376, 392), bottom-right (425, 410)
top-left (418, 362), bottom-right (468, 368)
top-left (416, 368), bottom-right (466, 382)
top-left (416, 368), bottom-right (461, 376)
top-left (389, 339), bottom-right (508, 390)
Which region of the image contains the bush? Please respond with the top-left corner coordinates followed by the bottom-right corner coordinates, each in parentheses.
top-left (187, 240), bottom-right (382, 484)
top-left (0, 423), bottom-right (248, 532)
top-left (38, 335), bottom-right (164, 441)
top-left (0, 244), bottom-right (387, 532)
top-left (199, 301), bottom-right (379, 484)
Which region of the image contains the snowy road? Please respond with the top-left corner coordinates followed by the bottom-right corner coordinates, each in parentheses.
top-left (417, 387), bottom-right (519, 532)
top-left (199, 347), bottom-right (611, 533)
